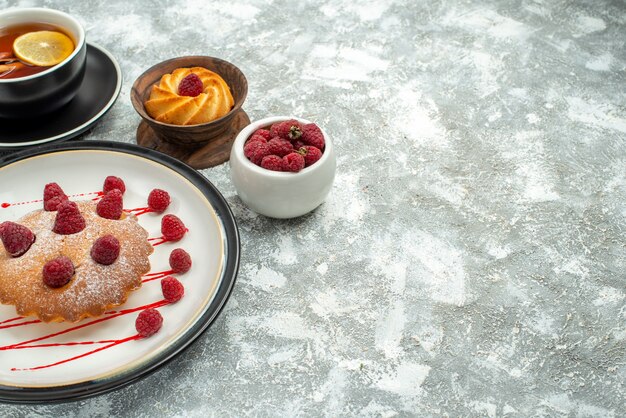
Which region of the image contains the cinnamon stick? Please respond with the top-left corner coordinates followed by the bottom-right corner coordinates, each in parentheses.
top-left (0, 62), bottom-right (25, 75)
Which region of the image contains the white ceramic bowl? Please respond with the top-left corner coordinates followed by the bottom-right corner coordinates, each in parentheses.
top-left (230, 116), bottom-right (336, 219)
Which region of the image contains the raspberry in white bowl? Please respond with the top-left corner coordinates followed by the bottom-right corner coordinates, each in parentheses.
top-left (230, 116), bottom-right (336, 218)
top-left (242, 119), bottom-right (326, 172)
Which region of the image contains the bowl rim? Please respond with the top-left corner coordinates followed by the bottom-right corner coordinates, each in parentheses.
top-left (130, 55), bottom-right (248, 129)
top-left (232, 116), bottom-right (334, 178)
top-left (0, 7), bottom-right (86, 84)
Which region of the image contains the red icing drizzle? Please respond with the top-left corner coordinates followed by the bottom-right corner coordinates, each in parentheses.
top-left (148, 236), bottom-right (168, 246)
top-left (75, 191), bottom-right (104, 198)
top-left (127, 206), bottom-right (154, 216)
top-left (142, 270), bottom-right (174, 283)
top-left (1, 300), bottom-right (169, 371)
top-left (11, 335), bottom-right (141, 371)
top-left (8, 339), bottom-right (122, 350)
top-left (1, 198), bottom-right (40, 208)
top-left (90, 191), bottom-right (105, 201)
top-left (1, 191), bottom-right (103, 209)
top-left (0, 316), bottom-right (24, 325)
top-left (0, 318), bottom-right (41, 330)
top-left (0, 300), bottom-right (168, 351)
top-left (149, 229), bottom-right (188, 247)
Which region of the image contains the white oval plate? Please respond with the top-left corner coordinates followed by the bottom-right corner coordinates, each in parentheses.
top-left (0, 141), bottom-right (239, 403)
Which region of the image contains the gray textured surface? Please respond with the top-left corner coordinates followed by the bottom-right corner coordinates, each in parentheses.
top-left (1, 0), bottom-right (626, 416)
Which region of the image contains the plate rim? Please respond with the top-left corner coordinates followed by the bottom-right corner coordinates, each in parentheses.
top-left (0, 43), bottom-right (122, 149)
top-left (0, 140), bottom-right (240, 403)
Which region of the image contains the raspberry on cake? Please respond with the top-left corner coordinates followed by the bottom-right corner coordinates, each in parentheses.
top-left (43, 182), bottom-right (68, 211)
top-left (103, 176), bottom-right (126, 195)
top-left (0, 221), bottom-right (35, 257)
top-left (96, 189), bottom-right (124, 220)
top-left (53, 200), bottom-right (86, 235)
top-left (91, 235), bottom-right (121, 265)
top-left (42, 256), bottom-right (74, 288)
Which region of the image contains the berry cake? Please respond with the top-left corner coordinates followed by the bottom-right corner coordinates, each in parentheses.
top-left (0, 189), bottom-right (153, 323)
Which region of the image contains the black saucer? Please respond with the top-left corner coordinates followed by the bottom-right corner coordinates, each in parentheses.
top-left (0, 43), bottom-right (121, 149)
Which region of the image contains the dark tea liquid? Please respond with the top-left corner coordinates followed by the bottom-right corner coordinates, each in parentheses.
top-left (0, 23), bottom-right (73, 79)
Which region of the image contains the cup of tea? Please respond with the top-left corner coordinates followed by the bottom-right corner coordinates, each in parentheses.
top-left (0, 8), bottom-right (87, 118)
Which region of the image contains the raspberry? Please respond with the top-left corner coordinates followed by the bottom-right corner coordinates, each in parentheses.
top-left (244, 140), bottom-right (271, 165)
top-left (42, 256), bottom-right (74, 288)
top-left (161, 214), bottom-right (187, 242)
top-left (148, 189), bottom-right (171, 213)
top-left (135, 308), bottom-right (163, 338)
top-left (0, 221), bottom-right (35, 257)
top-left (178, 73), bottom-right (203, 97)
top-left (103, 176), bottom-right (126, 195)
top-left (96, 189), bottom-right (123, 220)
top-left (169, 248), bottom-right (192, 273)
top-left (301, 123), bottom-right (325, 150)
top-left (293, 140), bottom-right (305, 150)
top-left (260, 155), bottom-right (284, 171)
top-left (53, 201), bottom-right (86, 235)
top-left (43, 182), bottom-right (68, 211)
top-left (283, 152), bottom-right (305, 172)
top-left (267, 137), bottom-right (293, 157)
top-left (270, 120), bottom-right (302, 141)
top-left (91, 235), bottom-right (120, 265)
top-left (252, 129), bottom-right (272, 141)
top-left (247, 134), bottom-right (268, 145)
top-left (161, 276), bottom-right (185, 303)
top-left (298, 145), bottom-right (323, 167)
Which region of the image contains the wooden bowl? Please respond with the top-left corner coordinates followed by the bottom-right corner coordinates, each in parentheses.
top-left (130, 56), bottom-right (248, 147)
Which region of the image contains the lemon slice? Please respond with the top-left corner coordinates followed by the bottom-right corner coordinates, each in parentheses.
top-left (13, 31), bottom-right (74, 67)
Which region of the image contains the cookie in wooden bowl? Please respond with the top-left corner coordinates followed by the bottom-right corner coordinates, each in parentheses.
top-left (131, 56), bottom-right (249, 169)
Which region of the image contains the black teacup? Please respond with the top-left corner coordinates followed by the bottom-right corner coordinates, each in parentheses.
top-left (0, 8), bottom-right (86, 119)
